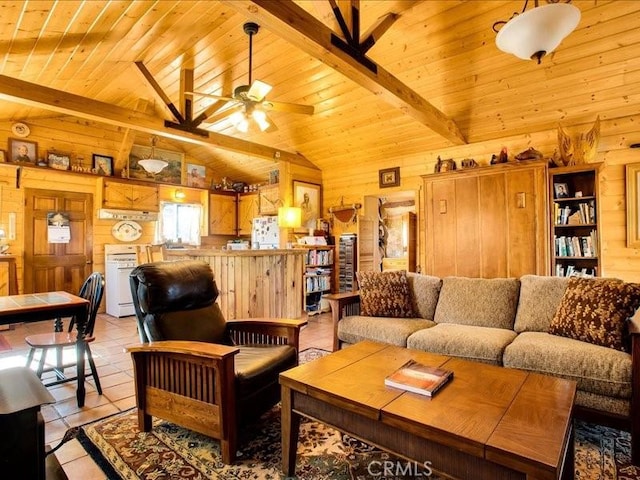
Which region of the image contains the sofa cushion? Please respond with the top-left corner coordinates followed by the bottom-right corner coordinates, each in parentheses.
top-left (406, 273), bottom-right (442, 320)
top-left (407, 324), bottom-right (517, 366)
top-left (434, 277), bottom-right (520, 330)
top-left (514, 275), bottom-right (570, 333)
top-left (548, 277), bottom-right (640, 352)
top-left (356, 270), bottom-right (416, 318)
top-left (503, 331), bottom-right (632, 399)
top-left (338, 315), bottom-right (434, 347)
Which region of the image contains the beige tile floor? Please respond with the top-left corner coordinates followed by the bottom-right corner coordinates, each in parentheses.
top-left (0, 310), bottom-right (334, 479)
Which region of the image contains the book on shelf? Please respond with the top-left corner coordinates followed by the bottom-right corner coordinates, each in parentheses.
top-left (384, 360), bottom-right (453, 397)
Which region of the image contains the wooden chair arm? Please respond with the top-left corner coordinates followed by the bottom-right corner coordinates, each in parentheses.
top-left (225, 317), bottom-right (308, 352)
top-left (127, 340), bottom-right (239, 359)
top-left (630, 309), bottom-right (640, 335)
top-left (323, 291), bottom-right (361, 351)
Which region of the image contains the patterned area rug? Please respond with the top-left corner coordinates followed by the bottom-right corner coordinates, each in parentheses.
top-left (77, 348), bottom-right (640, 479)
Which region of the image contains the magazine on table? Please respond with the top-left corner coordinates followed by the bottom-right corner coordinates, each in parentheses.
top-left (384, 360), bottom-right (453, 397)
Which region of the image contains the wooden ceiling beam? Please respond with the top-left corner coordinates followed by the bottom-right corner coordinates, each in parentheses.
top-left (0, 73), bottom-right (318, 170)
top-left (226, 0), bottom-right (466, 145)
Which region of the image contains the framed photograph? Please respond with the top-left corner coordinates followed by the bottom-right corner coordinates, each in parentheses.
top-left (129, 144), bottom-right (183, 184)
top-left (47, 151), bottom-right (71, 171)
top-left (8, 138), bottom-right (37, 164)
top-left (626, 163), bottom-right (640, 248)
top-left (554, 182), bottom-right (570, 199)
top-left (293, 180), bottom-right (322, 233)
top-left (379, 167), bottom-right (400, 188)
top-left (92, 154), bottom-right (113, 176)
top-left (186, 163), bottom-right (207, 188)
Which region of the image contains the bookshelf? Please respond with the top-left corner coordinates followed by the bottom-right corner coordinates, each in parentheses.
top-left (298, 245), bottom-right (335, 316)
top-left (549, 163), bottom-right (602, 277)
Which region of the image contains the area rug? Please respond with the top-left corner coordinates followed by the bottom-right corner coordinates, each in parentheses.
top-left (77, 348), bottom-right (640, 479)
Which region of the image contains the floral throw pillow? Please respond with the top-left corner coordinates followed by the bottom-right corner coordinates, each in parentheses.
top-left (356, 270), bottom-right (416, 318)
top-left (548, 277), bottom-right (640, 352)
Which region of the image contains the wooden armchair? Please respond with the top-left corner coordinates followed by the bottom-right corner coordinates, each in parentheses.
top-left (127, 260), bottom-right (307, 464)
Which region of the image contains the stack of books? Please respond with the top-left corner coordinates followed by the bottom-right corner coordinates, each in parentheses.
top-left (384, 360), bottom-right (453, 397)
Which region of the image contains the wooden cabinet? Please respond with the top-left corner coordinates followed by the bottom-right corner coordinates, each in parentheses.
top-left (423, 161), bottom-right (548, 278)
top-left (209, 192), bottom-right (237, 235)
top-left (258, 184), bottom-right (280, 215)
top-left (549, 163), bottom-right (601, 277)
top-left (102, 179), bottom-right (159, 211)
top-left (238, 192), bottom-right (259, 236)
top-left (298, 245), bottom-right (335, 315)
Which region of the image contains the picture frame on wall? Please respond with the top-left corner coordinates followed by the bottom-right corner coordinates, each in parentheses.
top-left (626, 163), bottom-right (640, 248)
top-left (8, 138), bottom-right (37, 164)
top-left (47, 151), bottom-right (71, 171)
top-left (379, 167), bottom-right (400, 188)
top-left (186, 163), bottom-right (207, 188)
top-left (293, 180), bottom-right (322, 233)
top-left (129, 144), bottom-right (183, 184)
top-left (93, 154), bottom-right (114, 176)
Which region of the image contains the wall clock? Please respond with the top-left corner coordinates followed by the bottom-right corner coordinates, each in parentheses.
top-left (11, 122), bottom-right (30, 138)
top-left (111, 220), bottom-right (143, 242)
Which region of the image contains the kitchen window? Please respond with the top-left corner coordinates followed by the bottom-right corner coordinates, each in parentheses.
top-left (157, 201), bottom-right (202, 246)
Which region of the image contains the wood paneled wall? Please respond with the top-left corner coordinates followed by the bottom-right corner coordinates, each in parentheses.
top-left (321, 114), bottom-right (640, 283)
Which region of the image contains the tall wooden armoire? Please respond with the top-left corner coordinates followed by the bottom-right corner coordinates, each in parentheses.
top-left (422, 161), bottom-right (549, 278)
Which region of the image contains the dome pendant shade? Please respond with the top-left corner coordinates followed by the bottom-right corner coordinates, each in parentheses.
top-left (496, 3), bottom-right (580, 64)
top-left (137, 136), bottom-right (168, 174)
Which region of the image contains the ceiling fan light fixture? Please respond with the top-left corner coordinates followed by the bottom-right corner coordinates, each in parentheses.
top-left (252, 109), bottom-right (271, 132)
top-left (495, 2), bottom-right (580, 64)
top-left (247, 80), bottom-right (272, 102)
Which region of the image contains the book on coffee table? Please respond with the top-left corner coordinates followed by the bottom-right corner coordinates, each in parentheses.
top-left (384, 360), bottom-right (453, 397)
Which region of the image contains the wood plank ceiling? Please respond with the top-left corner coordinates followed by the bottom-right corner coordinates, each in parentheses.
top-left (0, 0), bottom-right (637, 185)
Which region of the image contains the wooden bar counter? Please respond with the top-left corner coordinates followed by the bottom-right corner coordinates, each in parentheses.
top-left (165, 248), bottom-right (305, 320)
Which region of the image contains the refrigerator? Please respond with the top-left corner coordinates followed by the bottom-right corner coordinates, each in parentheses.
top-left (251, 216), bottom-right (280, 249)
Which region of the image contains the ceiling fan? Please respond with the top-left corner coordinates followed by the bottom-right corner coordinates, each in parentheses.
top-left (191, 22), bottom-right (314, 133)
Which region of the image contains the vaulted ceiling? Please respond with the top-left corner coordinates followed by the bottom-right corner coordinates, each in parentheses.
top-left (0, 0), bottom-right (637, 184)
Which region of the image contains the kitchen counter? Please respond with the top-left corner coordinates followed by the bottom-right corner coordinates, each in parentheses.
top-left (165, 248), bottom-right (305, 320)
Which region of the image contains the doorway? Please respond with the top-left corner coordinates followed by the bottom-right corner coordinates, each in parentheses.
top-left (23, 188), bottom-right (93, 294)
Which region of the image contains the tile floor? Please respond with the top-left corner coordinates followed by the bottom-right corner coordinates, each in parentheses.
top-left (0, 310), bottom-right (334, 479)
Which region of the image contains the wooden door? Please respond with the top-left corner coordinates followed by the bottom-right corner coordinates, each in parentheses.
top-left (238, 193), bottom-right (259, 236)
top-left (209, 193), bottom-right (237, 235)
top-left (24, 189), bottom-right (93, 294)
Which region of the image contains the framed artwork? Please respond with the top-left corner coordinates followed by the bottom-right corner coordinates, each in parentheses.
top-left (293, 180), bottom-right (322, 233)
top-left (186, 163), bottom-right (207, 188)
top-left (129, 144), bottom-right (183, 184)
top-left (93, 154), bottom-right (113, 176)
top-left (626, 163), bottom-right (640, 248)
top-left (47, 151), bottom-right (71, 171)
top-left (554, 183), bottom-right (570, 199)
top-left (8, 138), bottom-right (37, 164)
top-left (379, 167), bottom-right (400, 188)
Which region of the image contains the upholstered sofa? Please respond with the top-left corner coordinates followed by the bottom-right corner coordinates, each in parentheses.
top-left (325, 272), bottom-right (640, 463)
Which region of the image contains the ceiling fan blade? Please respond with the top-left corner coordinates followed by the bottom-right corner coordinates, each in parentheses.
top-left (261, 100), bottom-right (314, 115)
top-left (263, 112), bottom-right (278, 133)
top-left (188, 91), bottom-right (237, 103)
top-left (200, 103), bottom-right (244, 125)
top-left (247, 80), bottom-right (272, 102)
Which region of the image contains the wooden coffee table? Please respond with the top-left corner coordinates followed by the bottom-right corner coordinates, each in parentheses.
top-left (280, 341), bottom-right (576, 480)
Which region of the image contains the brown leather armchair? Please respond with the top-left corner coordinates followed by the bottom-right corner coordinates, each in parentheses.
top-left (127, 260), bottom-right (307, 464)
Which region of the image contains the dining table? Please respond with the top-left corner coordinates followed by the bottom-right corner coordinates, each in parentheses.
top-left (0, 291), bottom-right (90, 407)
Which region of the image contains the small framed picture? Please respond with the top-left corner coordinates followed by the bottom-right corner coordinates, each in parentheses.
top-left (554, 182), bottom-right (570, 199)
top-left (8, 138), bottom-right (37, 164)
top-left (93, 154), bottom-right (113, 176)
top-left (47, 151), bottom-right (71, 171)
top-left (186, 163), bottom-right (206, 187)
top-left (379, 167), bottom-right (400, 188)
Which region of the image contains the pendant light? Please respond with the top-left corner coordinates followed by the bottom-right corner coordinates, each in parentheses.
top-left (138, 136), bottom-right (168, 174)
top-left (494, 0), bottom-right (581, 64)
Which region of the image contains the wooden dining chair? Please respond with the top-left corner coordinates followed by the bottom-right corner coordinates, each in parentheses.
top-left (24, 272), bottom-right (105, 393)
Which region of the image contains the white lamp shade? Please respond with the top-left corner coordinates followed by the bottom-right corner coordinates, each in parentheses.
top-left (278, 206), bottom-right (302, 228)
top-left (138, 158), bottom-right (168, 174)
top-left (496, 3), bottom-right (580, 62)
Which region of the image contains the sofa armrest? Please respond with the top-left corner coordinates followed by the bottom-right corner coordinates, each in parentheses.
top-left (323, 292), bottom-right (361, 351)
top-left (226, 317), bottom-right (307, 353)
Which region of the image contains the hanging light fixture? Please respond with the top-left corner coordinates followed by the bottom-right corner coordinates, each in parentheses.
top-left (493, 0), bottom-right (581, 64)
top-left (138, 136), bottom-right (168, 174)
top-left (229, 104), bottom-right (271, 133)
